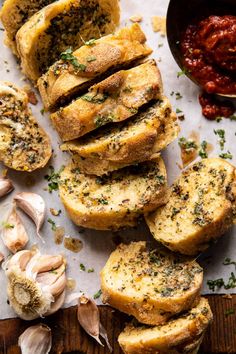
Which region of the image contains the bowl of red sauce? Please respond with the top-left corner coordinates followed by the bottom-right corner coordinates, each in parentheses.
top-left (167, 0), bottom-right (236, 119)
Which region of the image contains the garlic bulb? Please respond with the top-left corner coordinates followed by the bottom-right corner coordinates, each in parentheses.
top-left (77, 295), bottom-right (112, 351)
top-left (14, 192), bottom-right (46, 239)
top-left (0, 177), bottom-right (14, 198)
top-left (18, 324), bottom-right (52, 354)
top-left (5, 249), bottom-right (67, 320)
top-left (1, 207), bottom-right (28, 253)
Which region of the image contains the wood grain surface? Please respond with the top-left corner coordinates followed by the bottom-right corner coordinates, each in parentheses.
top-left (0, 295), bottom-right (236, 354)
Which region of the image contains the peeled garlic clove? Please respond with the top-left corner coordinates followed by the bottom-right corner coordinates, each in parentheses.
top-left (14, 192), bottom-right (46, 239)
top-left (18, 324), bottom-right (52, 354)
top-left (32, 254), bottom-right (64, 274)
top-left (45, 290), bottom-right (66, 316)
top-left (45, 272), bottom-right (67, 297)
top-left (6, 250), bottom-right (33, 272)
top-left (0, 177), bottom-right (14, 198)
top-left (37, 263), bottom-right (66, 286)
top-left (77, 295), bottom-right (103, 346)
top-left (1, 207), bottom-right (28, 253)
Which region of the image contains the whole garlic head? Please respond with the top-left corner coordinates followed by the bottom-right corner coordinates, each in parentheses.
top-left (5, 249), bottom-right (67, 320)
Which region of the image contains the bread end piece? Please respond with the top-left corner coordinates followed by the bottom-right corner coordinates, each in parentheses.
top-left (118, 297), bottom-right (212, 354)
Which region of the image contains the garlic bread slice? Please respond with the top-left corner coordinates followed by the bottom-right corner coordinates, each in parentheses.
top-left (59, 157), bottom-right (168, 230)
top-left (51, 60), bottom-right (163, 141)
top-left (146, 158), bottom-right (236, 255)
top-left (61, 97), bottom-right (179, 175)
top-left (118, 297), bottom-right (212, 354)
top-left (0, 0), bottom-right (55, 54)
top-left (38, 24), bottom-right (152, 111)
top-left (101, 241), bottom-right (203, 325)
top-left (16, 0), bottom-right (120, 81)
top-left (0, 82), bottom-right (51, 172)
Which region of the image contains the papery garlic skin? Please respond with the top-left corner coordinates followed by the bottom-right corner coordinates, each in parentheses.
top-left (5, 250), bottom-right (67, 320)
top-left (1, 207), bottom-right (28, 253)
top-left (14, 192), bottom-right (46, 237)
top-left (18, 324), bottom-right (52, 354)
top-left (0, 177), bottom-right (14, 198)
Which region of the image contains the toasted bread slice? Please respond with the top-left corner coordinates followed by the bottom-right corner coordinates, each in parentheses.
top-left (118, 297), bottom-right (212, 354)
top-left (146, 158), bottom-right (236, 255)
top-left (59, 157), bottom-right (168, 230)
top-left (0, 0), bottom-right (55, 54)
top-left (61, 97), bottom-right (179, 175)
top-left (0, 82), bottom-right (52, 171)
top-left (51, 60), bottom-right (163, 141)
top-left (101, 241), bottom-right (203, 325)
top-left (38, 24), bottom-right (152, 111)
top-left (16, 0), bottom-right (120, 81)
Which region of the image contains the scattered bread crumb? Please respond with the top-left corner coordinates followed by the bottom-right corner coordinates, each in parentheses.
top-left (24, 85), bottom-right (38, 105)
top-left (50, 208), bottom-right (61, 216)
top-left (223, 294), bottom-right (233, 299)
top-left (151, 16), bottom-right (166, 36)
top-left (129, 14), bottom-right (143, 23)
top-left (1, 169), bottom-right (8, 177)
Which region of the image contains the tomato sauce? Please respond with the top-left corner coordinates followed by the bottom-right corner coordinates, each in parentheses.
top-left (199, 92), bottom-right (235, 120)
top-left (181, 15), bottom-right (236, 95)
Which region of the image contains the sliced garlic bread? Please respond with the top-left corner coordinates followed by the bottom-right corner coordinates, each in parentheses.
top-left (51, 60), bottom-right (163, 141)
top-left (101, 241), bottom-right (203, 325)
top-left (61, 97), bottom-right (179, 175)
top-left (16, 0), bottom-right (120, 81)
top-left (146, 158), bottom-right (236, 255)
top-left (118, 297), bottom-right (212, 354)
top-left (0, 82), bottom-right (52, 171)
top-left (38, 24), bottom-right (152, 111)
top-left (59, 157), bottom-right (168, 230)
top-left (0, 0), bottom-right (55, 54)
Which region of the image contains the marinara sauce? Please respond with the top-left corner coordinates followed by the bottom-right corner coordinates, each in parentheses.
top-left (181, 15), bottom-right (236, 119)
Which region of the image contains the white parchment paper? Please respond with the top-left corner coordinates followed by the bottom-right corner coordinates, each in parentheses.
top-left (0, 0), bottom-right (235, 319)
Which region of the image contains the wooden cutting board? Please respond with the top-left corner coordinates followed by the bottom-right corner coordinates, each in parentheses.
top-left (0, 294), bottom-right (236, 354)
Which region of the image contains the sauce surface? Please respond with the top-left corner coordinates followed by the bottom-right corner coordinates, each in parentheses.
top-left (181, 15), bottom-right (236, 95)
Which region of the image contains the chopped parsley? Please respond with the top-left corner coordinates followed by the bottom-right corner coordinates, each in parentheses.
top-left (81, 93), bottom-right (108, 104)
top-left (93, 289), bottom-right (102, 299)
top-left (223, 257), bottom-right (236, 268)
top-left (44, 166), bottom-right (63, 193)
top-left (198, 141), bottom-right (208, 158)
top-left (219, 151), bottom-right (233, 160)
top-left (176, 108), bottom-right (182, 114)
top-left (47, 218), bottom-right (56, 231)
top-left (60, 48), bottom-right (86, 71)
top-left (85, 38), bottom-right (96, 46)
top-left (178, 137), bottom-right (197, 152)
top-left (175, 92), bottom-right (183, 100)
top-left (177, 68), bottom-right (188, 78)
top-left (80, 263), bottom-right (86, 271)
top-left (214, 129), bottom-right (225, 150)
top-left (207, 272), bottom-right (236, 291)
top-left (88, 268), bottom-right (94, 273)
top-left (1, 221), bottom-right (14, 229)
top-left (97, 198), bottom-right (109, 205)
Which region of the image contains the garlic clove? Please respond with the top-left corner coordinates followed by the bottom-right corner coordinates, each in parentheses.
top-left (14, 192), bottom-right (46, 240)
top-left (7, 272), bottom-right (53, 320)
top-left (45, 290), bottom-right (66, 316)
top-left (36, 263), bottom-right (66, 286)
top-left (77, 295), bottom-right (103, 346)
top-left (0, 177), bottom-right (14, 198)
top-left (18, 324), bottom-right (52, 354)
top-left (6, 250), bottom-right (33, 272)
top-left (45, 272), bottom-right (67, 297)
top-left (1, 207), bottom-right (29, 253)
top-left (32, 254), bottom-right (64, 274)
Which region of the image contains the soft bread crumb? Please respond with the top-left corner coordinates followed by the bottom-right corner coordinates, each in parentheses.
top-left (151, 16), bottom-right (166, 36)
top-left (129, 15), bottom-right (143, 23)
